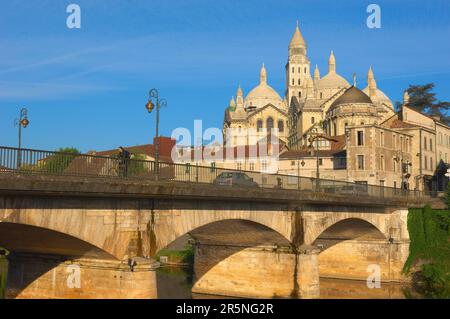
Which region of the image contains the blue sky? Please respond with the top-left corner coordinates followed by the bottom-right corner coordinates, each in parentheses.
top-left (0, 0), bottom-right (449, 152)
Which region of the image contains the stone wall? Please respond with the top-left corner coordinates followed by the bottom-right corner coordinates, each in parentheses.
top-left (7, 253), bottom-right (159, 299)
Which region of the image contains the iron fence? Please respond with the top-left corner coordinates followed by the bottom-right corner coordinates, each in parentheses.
top-left (0, 146), bottom-right (426, 199)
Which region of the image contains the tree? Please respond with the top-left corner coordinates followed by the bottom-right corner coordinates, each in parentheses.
top-left (446, 181), bottom-right (450, 209)
top-left (398, 83), bottom-right (450, 125)
top-left (40, 147), bottom-right (80, 174)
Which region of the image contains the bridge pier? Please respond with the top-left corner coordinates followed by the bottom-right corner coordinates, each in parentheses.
top-left (294, 245), bottom-right (320, 299)
top-left (6, 253), bottom-right (160, 299)
top-left (191, 243), bottom-right (320, 299)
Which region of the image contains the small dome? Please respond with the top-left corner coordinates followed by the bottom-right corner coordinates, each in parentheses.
top-left (245, 64), bottom-right (283, 109)
top-left (331, 86), bottom-right (373, 108)
top-left (362, 87), bottom-right (393, 106)
top-left (245, 83), bottom-right (283, 109)
top-left (289, 22), bottom-right (306, 48)
top-left (316, 72), bottom-right (350, 90)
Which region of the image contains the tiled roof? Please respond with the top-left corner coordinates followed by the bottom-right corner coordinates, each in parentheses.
top-left (388, 119), bottom-right (418, 129)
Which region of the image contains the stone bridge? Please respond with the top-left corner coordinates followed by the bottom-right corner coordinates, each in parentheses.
top-left (0, 173), bottom-right (439, 299)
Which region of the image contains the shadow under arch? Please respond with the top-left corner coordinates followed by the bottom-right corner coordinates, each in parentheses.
top-left (312, 218), bottom-right (387, 251)
top-left (155, 219), bottom-right (292, 299)
top-left (0, 222), bottom-right (117, 298)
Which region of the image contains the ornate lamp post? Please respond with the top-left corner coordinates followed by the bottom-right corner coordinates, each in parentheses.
top-left (15, 108), bottom-right (29, 168)
top-left (145, 89), bottom-right (167, 181)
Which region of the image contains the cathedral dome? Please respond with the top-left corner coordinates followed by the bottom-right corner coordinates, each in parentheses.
top-left (245, 64), bottom-right (283, 109)
top-left (331, 86), bottom-right (373, 108)
top-left (362, 87), bottom-right (393, 106)
top-left (316, 72), bottom-right (350, 90)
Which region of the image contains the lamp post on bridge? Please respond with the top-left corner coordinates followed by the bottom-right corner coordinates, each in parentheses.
top-left (15, 108), bottom-right (30, 169)
top-left (145, 89), bottom-right (167, 181)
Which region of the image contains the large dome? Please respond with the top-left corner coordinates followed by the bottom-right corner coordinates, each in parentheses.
top-left (331, 86), bottom-right (373, 108)
top-left (316, 72), bottom-right (350, 90)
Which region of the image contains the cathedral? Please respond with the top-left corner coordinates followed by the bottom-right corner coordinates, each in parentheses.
top-left (218, 23), bottom-right (450, 192)
top-left (223, 22), bottom-right (395, 149)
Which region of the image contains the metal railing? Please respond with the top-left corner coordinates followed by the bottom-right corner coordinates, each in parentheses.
top-left (0, 146), bottom-right (426, 199)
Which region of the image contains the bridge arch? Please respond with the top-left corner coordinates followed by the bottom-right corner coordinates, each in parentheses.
top-left (152, 208), bottom-right (293, 255)
top-left (304, 213), bottom-right (391, 245)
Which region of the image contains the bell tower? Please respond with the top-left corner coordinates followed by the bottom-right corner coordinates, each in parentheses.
top-left (286, 21), bottom-right (311, 106)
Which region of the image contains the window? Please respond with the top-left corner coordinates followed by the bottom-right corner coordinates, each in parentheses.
top-left (357, 131), bottom-right (364, 146)
top-left (210, 162), bottom-right (216, 172)
top-left (237, 162), bottom-right (242, 170)
top-left (299, 91), bottom-right (302, 98)
top-left (319, 158), bottom-right (323, 166)
top-left (393, 134), bottom-right (396, 149)
top-left (262, 160), bottom-right (268, 171)
top-left (292, 67), bottom-right (295, 73)
top-left (291, 161), bottom-right (296, 166)
top-left (304, 67), bottom-right (307, 73)
top-left (394, 181), bottom-right (397, 189)
top-left (424, 136), bottom-right (427, 150)
top-left (405, 138), bottom-right (409, 152)
top-left (311, 117), bottom-right (315, 124)
top-left (440, 152), bottom-right (442, 161)
top-left (360, 122), bottom-right (365, 125)
top-left (298, 79), bottom-right (301, 85)
top-left (298, 67), bottom-right (301, 73)
top-left (380, 155), bottom-right (385, 170)
top-left (424, 156), bottom-right (428, 170)
top-left (278, 120), bottom-right (284, 133)
top-left (393, 158), bottom-right (397, 173)
top-left (380, 131), bottom-right (384, 146)
top-left (249, 162), bottom-right (255, 171)
top-left (320, 92), bottom-right (323, 99)
top-left (430, 138), bottom-right (433, 151)
top-left (266, 117), bottom-right (274, 131)
top-left (257, 120), bottom-right (263, 132)
top-left (292, 79), bottom-right (295, 85)
top-left (430, 157), bottom-right (433, 169)
top-left (357, 155), bottom-right (365, 170)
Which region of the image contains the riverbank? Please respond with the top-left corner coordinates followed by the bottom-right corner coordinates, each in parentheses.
top-left (404, 206), bottom-right (450, 298)
top-left (0, 248), bottom-right (8, 299)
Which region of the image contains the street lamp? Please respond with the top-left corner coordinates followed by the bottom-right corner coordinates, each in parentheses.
top-left (15, 108), bottom-right (29, 168)
top-left (146, 89), bottom-right (167, 181)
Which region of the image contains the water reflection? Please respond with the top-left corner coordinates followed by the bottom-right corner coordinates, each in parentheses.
top-left (1, 262), bottom-right (421, 299)
top-left (156, 266), bottom-right (420, 299)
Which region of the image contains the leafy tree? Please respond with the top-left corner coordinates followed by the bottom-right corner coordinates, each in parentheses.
top-left (446, 181), bottom-right (450, 209)
top-left (397, 83), bottom-right (450, 125)
top-left (40, 147), bottom-right (80, 174)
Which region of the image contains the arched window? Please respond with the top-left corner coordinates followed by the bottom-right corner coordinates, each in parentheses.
top-left (304, 67), bottom-right (307, 73)
top-left (266, 117), bottom-right (274, 131)
top-left (298, 67), bottom-right (301, 73)
top-left (299, 91), bottom-right (302, 98)
top-left (292, 79), bottom-right (295, 85)
top-left (292, 67), bottom-right (295, 73)
top-left (298, 79), bottom-right (301, 85)
top-left (257, 119), bottom-right (263, 132)
top-left (278, 120), bottom-right (284, 133)
top-left (311, 117), bottom-right (315, 124)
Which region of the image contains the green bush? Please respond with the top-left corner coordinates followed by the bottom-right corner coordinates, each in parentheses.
top-left (405, 206), bottom-right (450, 298)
